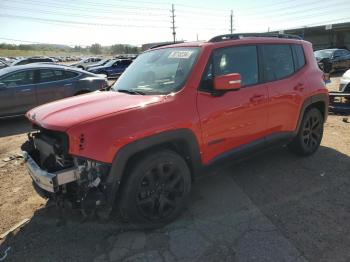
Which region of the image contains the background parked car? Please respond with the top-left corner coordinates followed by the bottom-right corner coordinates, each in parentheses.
top-left (339, 69), bottom-right (350, 92)
top-left (314, 48), bottom-right (350, 72)
top-left (12, 57), bottom-right (55, 66)
top-left (85, 58), bottom-right (112, 70)
top-left (0, 64), bottom-right (108, 117)
top-left (0, 60), bottom-right (10, 69)
top-left (87, 59), bottom-right (132, 78)
top-left (0, 57), bottom-right (16, 64)
top-left (70, 57), bottom-right (103, 70)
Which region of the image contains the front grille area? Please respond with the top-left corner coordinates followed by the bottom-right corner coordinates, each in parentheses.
top-left (23, 128), bottom-right (73, 172)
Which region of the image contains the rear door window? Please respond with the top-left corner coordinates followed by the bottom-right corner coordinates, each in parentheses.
top-left (39, 69), bottom-right (56, 83)
top-left (262, 44), bottom-right (294, 81)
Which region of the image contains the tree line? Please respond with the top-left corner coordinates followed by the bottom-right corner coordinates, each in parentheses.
top-left (0, 43), bottom-right (140, 55)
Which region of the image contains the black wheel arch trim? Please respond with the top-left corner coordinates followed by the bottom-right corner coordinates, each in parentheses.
top-left (295, 93), bottom-right (328, 134)
top-left (103, 128), bottom-right (202, 211)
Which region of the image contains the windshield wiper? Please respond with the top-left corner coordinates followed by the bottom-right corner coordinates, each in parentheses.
top-left (117, 89), bottom-right (145, 95)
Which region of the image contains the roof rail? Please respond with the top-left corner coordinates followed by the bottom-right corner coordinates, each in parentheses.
top-left (149, 41), bottom-right (185, 49)
top-left (209, 33), bottom-right (302, 42)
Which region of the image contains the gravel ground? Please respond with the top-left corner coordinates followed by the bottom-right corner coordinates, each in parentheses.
top-left (0, 76), bottom-right (349, 262)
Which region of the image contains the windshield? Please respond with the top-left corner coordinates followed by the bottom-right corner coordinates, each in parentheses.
top-left (111, 47), bottom-right (200, 95)
top-left (314, 50), bottom-right (334, 59)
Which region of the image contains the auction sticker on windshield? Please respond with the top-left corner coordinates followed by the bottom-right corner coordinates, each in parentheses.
top-left (168, 50), bottom-right (193, 59)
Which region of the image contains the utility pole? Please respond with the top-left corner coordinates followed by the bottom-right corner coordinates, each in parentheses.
top-left (171, 4), bottom-right (176, 43)
top-left (230, 10), bottom-right (234, 34)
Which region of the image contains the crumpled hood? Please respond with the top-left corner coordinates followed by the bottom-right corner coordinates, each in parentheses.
top-left (27, 91), bottom-right (163, 131)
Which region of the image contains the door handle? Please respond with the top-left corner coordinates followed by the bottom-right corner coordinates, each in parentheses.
top-left (294, 83), bottom-right (304, 92)
top-left (250, 94), bottom-right (264, 103)
top-left (21, 89), bottom-right (31, 92)
top-left (64, 83), bottom-right (73, 86)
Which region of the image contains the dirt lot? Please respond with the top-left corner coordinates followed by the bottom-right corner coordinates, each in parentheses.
top-left (0, 76), bottom-right (349, 261)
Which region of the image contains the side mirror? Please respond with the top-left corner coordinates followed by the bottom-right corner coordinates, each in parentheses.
top-left (214, 73), bottom-right (241, 91)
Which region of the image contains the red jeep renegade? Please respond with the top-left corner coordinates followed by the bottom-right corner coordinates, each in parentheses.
top-left (23, 33), bottom-right (328, 226)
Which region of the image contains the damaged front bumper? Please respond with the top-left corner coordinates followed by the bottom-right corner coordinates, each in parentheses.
top-left (23, 151), bottom-right (79, 193)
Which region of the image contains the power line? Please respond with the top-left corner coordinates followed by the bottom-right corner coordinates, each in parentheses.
top-left (240, 0), bottom-right (349, 19)
top-left (0, 37), bottom-right (79, 47)
top-left (273, 16), bottom-right (350, 31)
top-left (3, 0), bottom-right (229, 18)
top-left (0, 14), bottom-right (169, 28)
top-left (238, 5), bottom-right (350, 27)
top-left (3, 0), bottom-right (170, 17)
top-left (1, 0), bottom-right (169, 12)
top-left (0, 13), bottom-right (228, 32)
top-left (0, 5), bottom-right (170, 23)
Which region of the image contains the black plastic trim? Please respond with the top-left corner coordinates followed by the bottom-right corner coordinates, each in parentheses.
top-left (207, 132), bottom-right (295, 166)
top-left (295, 93), bottom-right (328, 134)
top-left (104, 129), bottom-right (202, 210)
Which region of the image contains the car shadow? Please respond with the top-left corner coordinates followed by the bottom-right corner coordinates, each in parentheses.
top-left (1, 146), bottom-right (350, 261)
top-left (0, 117), bottom-right (32, 138)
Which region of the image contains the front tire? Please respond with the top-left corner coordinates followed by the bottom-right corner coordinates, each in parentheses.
top-left (119, 150), bottom-right (191, 227)
top-left (288, 108), bottom-right (324, 156)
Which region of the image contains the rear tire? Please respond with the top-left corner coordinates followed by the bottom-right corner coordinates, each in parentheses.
top-left (119, 150), bottom-right (191, 227)
top-left (288, 108), bottom-right (324, 156)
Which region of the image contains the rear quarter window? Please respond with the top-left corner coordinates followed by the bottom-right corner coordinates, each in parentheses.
top-left (64, 71), bottom-right (79, 79)
top-left (291, 44), bottom-right (306, 71)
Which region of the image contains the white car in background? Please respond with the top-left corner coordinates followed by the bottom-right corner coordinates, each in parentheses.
top-left (70, 57), bottom-right (103, 70)
top-left (339, 69), bottom-right (350, 92)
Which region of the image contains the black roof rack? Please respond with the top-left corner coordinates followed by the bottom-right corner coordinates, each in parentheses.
top-left (209, 33), bottom-right (302, 42)
top-left (149, 41), bottom-right (184, 49)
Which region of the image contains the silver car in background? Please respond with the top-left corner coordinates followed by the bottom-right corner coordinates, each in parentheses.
top-left (0, 64), bottom-right (108, 118)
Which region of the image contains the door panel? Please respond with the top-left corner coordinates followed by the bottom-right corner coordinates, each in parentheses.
top-left (0, 70), bottom-right (37, 116)
top-left (197, 45), bottom-right (268, 164)
top-left (261, 44), bottom-right (304, 133)
top-left (197, 86), bottom-right (268, 163)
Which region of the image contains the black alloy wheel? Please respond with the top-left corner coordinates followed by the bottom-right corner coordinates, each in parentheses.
top-left (119, 150), bottom-right (191, 226)
top-left (136, 161), bottom-right (185, 220)
top-left (288, 108), bottom-right (324, 156)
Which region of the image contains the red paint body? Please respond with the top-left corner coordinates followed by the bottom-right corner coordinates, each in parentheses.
top-left (26, 38), bottom-right (328, 165)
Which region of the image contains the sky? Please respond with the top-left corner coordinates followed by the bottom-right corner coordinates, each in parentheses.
top-left (0, 0), bottom-right (349, 47)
